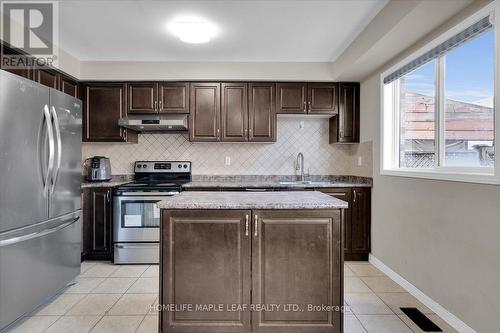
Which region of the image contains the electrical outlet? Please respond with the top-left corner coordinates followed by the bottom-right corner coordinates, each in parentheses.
top-left (357, 156), bottom-right (363, 166)
top-left (225, 156), bottom-right (231, 166)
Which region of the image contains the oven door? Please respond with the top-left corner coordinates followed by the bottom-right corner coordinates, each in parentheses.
top-left (113, 193), bottom-right (172, 242)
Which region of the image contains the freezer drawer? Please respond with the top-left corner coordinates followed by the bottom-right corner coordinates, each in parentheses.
top-left (114, 243), bottom-right (159, 264)
top-left (0, 212), bottom-right (81, 331)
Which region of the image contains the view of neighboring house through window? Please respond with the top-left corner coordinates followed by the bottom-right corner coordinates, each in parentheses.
top-left (399, 60), bottom-right (436, 168)
top-left (444, 29), bottom-right (494, 167)
top-left (386, 15), bottom-right (495, 172)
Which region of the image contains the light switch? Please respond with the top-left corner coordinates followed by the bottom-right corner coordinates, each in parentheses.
top-left (357, 156), bottom-right (363, 166)
top-left (225, 156), bottom-right (231, 166)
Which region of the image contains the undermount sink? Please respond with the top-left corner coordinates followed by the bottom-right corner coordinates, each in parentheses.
top-left (278, 181), bottom-right (332, 186)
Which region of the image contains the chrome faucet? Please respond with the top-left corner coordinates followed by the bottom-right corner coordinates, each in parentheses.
top-left (296, 152), bottom-right (305, 182)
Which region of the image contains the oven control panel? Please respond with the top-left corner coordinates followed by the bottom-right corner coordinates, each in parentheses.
top-left (134, 161), bottom-right (191, 173)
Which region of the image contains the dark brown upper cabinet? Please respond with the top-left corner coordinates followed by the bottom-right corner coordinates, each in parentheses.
top-left (159, 82), bottom-right (189, 113)
top-left (83, 83), bottom-right (138, 143)
top-left (249, 82), bottom-right (276, 142)
top-left (127, 82), bottom-right (190, 114)
top-left (308, 83), bottom-right (338, 114)
top-left (59, 75), bottom-right (79, 98)
top-left (127, 82), bottom-right (157, 114)
top-left (221, 83), bottom-right (248, 142)
top-left (0, 45), bottom-right (32, 79)
top-left (189, 82), bottom-right (221, 142)
top-left (33, 68), bottom-right (59, 89)
top-left (191, 82), bottom-right (276, 143)
top-left (276, 82), bottom-right (307, 113)
top-left (330, 82), bottom-right (360, 143)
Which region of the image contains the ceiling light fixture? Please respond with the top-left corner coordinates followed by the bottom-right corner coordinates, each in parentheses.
top-left (169, 18), bottom-right (216, 44)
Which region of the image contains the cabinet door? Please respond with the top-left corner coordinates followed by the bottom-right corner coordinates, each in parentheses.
top-left (320, 188), bottom-right (352, 254)
top-left (82, 188), bottom-right (112, 260)
top-left (127, 82), bottom-right (158, 114)
top-left (159, 82), bottom-right (189, 113)
top-left (351, 188), bottom-right (370, 253)
top-left (34, 68), bottom-right (59, 89)
top-left (83, 83), bottom-right (137, 142)
top-left (189, 82), bottom-right (220, 142)
top-left (336, 83), bottom-right (359, 143)
top-left (221, 82), bottom-right (248, 142)
top-left (308, 83), bottom-right (338, 114)
top-left (249, 83), bottom-right (276, 142)
top-left (0, 47), bottom-right (32, 79)
top-left (252, 210), bottom-right (342, 333)
top-left (59, 75), bottom-right (79, 98)
top-left (161, 210), bottom-right (251, 333)
top-left (276, 83), bottom-right (307, 113)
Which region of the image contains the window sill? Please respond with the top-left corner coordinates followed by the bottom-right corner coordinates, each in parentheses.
top-left (380, 168), bottom-right (500, 185)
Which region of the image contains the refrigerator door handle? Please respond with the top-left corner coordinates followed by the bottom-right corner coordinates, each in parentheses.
top-left (0, 216), bottom-right (79, 247)
top-left (50, 105), bottom-right (62, 194)
top-left (42, 104), bottom-right (55, 195)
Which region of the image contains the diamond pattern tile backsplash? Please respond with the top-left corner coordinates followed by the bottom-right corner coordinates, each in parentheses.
top-left (82, 118), bottom-right (369, 176)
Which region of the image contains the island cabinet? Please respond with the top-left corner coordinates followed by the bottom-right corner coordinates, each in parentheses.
top-left (161, 209), bottom-right (343, 333)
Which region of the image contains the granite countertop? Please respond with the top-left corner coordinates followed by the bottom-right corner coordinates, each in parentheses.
top-left (183, 175), bottom-right (372, 189)
top-left (182, 180), bottom-right (370, 188)
top-left (81, 175), bottom-right (133, 189)
top-left (157, 191), bottom-right (348, 210)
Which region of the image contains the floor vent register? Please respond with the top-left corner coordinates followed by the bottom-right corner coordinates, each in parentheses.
top-left (400, 307), bottom-right (443, 332)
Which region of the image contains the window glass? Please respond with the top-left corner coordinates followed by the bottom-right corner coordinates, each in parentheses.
top-left (444, 29), bottom-right (495, 167)
top-left (398, 60), bottom-right (437, 168)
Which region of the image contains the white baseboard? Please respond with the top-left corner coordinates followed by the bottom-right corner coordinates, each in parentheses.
top-left (369, 254), bottom-right (476, 333)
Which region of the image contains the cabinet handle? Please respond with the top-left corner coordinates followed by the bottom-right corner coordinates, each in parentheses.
top-left (245, 215), bottom-right (249, 236)
top-left (106, 191), bottom-right (110, 202)
top-left (303, 101), bottom-right (306, 113)
top-left (254, 214), bottom-right (258, 237)
top-left (217, 128), bottom-right (220, 141)
top-left (159, 100), bottom-right (162, 110)
top-left (123, 130), bottom-right (127, 141)
top-left (353, 190), bottom-right (356, 203)
top-left (154, 101), bottom-right (158, 111)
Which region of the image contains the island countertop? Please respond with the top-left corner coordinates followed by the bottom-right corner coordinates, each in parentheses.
top-left (157, 190), bottom-right (348, 210)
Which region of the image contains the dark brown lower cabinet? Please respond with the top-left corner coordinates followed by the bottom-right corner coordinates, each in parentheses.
top-left (320, 187), bottom-right (370, 261)
top-left (82, 187), bottom-right (113, 260)
top-left (161, 209), bottom-right (343, 333)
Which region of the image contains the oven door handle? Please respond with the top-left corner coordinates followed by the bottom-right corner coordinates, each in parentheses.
top-left (115, 244), bottom-right (158, 249)
top-left (115, 191), bottom-right (179, 197)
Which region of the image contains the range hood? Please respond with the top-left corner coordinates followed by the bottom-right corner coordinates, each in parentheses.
top-left (118, 114), bottom-right (188, 132)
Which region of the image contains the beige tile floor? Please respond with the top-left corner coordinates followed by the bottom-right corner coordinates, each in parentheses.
top-left (6, 261), bottom-right (457, 333)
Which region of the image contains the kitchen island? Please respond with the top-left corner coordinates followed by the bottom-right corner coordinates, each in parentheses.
top-left (158, 191), bottom-right (346, 333)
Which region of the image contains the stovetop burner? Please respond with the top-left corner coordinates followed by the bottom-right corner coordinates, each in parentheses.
top-left (114, 161), bottom-right (192, 194)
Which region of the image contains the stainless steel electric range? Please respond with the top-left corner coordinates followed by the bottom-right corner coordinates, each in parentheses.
top-left (113, 161), bottom-right (191, 264)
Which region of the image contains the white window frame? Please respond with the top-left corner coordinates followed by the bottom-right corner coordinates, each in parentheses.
top-left (380, 2), bottom-right (500, 185)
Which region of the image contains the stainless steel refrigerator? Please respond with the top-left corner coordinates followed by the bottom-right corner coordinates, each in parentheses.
top-left (0, 70), bottom-right (82, 331)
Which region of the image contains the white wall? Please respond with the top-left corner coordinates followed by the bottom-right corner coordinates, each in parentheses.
top-left (79, 61), bottom-right (336, 81)
top-left (360, 1), bottom-right (499, 331)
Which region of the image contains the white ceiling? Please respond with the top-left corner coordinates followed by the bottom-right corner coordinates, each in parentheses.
top-left (59, 0), bottom-right (388, 62)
